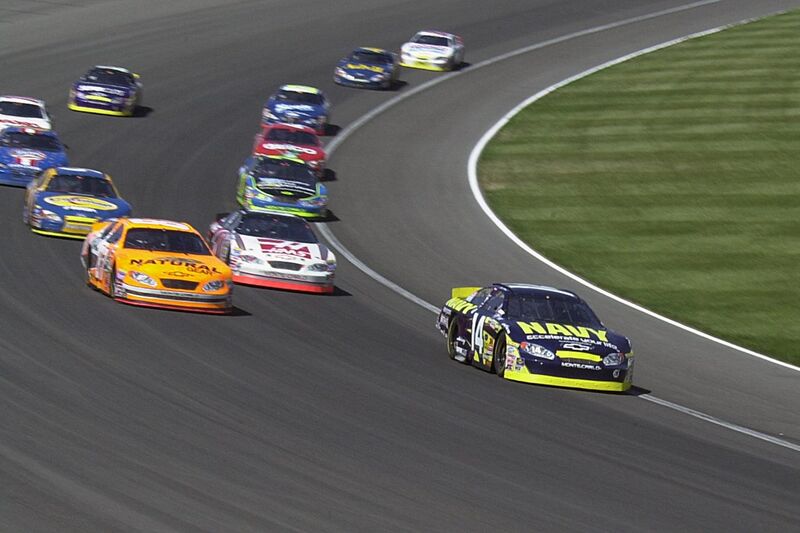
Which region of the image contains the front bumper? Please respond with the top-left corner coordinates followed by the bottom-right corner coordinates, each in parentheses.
top-left (116, 283), bottom-right (232, 314)
top-left (68, 96), bottom-right (134, 117)
top-left (503, 355), bottom-right (633, 392)
top-left (233, 271), bottom-right (334, 293)
top-left (241, 198), bottom-right (326, 218)
top-left (400, 56), bottom-right (449, 71)
top-left (333, 74), bottom-right (385, 89)
top-left (30, 214), bottom-right (99, 239)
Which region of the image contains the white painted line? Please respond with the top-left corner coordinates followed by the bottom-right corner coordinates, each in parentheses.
top-left (466, 22), bottom-right (800, 374)
top-left (318, 1), bottom-right (800, 451)
top-left (640, 394), bottom-right (800, 452)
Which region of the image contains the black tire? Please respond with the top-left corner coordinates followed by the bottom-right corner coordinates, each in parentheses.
top-left (446, 318), bottom-right (459, 360)
top-left (84, 252), bottom-right (94, 288)
top-left (109, 264), bottom-right (119, 298)
top-left (493, 334), bottom-right (507, 377)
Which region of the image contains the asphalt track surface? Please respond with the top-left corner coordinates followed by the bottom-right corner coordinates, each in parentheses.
top-left (1, 1), bottom-right (799, 531)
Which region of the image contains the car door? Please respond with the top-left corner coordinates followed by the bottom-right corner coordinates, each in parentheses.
top-left (470, 288), bottom-right (507, 369)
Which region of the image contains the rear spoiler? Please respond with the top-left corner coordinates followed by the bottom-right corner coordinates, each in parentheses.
top-left (451, 287), bottom-right (481, 300)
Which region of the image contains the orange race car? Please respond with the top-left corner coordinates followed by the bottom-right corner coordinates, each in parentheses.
top-left (81, 217), bottom-right (233, 314)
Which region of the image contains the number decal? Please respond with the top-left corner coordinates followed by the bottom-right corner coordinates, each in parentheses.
top-left (471, 314), bottom-right (487, 357)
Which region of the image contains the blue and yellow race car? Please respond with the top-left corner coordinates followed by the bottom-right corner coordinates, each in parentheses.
top-left (334, 47), bottom-right (399, 90)
top-left (0, 127), bottom-right (68, 187)
top-left (23, 167), bottom-right (132, 238)
top-left (68, 66), bottom-right (142, 117)
top-left (236, 155), bottom-right (328, 218)
top-left (262, 85), bottom-right (330, 135)
top-left (437, 283), bottom-right (634, 392)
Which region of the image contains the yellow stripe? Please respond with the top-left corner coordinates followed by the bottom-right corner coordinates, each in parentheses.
top-left (504, 368), bottom-right (630, 392)
top-left (68, 103), bottom-right (132, 117)
top-left (31, 228), bottom-right (87, 240)
top-left (556, 350), bottom-right (602, 362)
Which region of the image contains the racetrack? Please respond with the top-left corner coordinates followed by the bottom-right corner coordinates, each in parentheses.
top-left (1, 1), bottom-right (799, 531)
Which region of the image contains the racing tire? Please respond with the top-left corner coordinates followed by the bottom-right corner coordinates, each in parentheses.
top-left (109, 264), bottom-right (119, 299)
top-left (447, 318), bottom-right (467, 363)
top-left (493, 334), bottom-right (507, 377)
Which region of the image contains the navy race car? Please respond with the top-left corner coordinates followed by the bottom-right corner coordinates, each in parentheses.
top-left (68, 66), bottom-right (142, 117)
top-left (0, 127), bottom-right (68, 187)
top-left (334, 47), bottom-right (399, 89)
top-left (262, 85), bottom-right (330, 135)
top-left (437, 284), bottom-right (633, 392)
top-left (23, 167), bottom-right (132, 238)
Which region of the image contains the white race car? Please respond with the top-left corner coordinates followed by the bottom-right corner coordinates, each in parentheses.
top-left (0, 96), bottom-right (52, 131)
top-left (208, 210), bottom-right (336, 293)
top-left (400, 31), bottom-right (464, 71)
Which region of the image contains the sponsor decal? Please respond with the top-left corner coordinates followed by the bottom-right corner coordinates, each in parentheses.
top-left (258, 238), bottom-right (313, 259)
top-left (561, 362), bottom-right (601, 371)
top-left (43, 195), bottom-right (117, 211)
top-left (260, 143), bottom-right (318, 155)
top-left (446, 297), bottom-right (477, 314)
top-left (345, 63), bottom-right (385, 73)
top-left (11, 150), bottom-right (46, 167)
top-left (129, 257), bottom-right (222, 274)
top-left (517, 321), bottom-right (608, 342)
top-left (275, 103), bottom-right (315, 112)
top-left (77, 85), bottom-right (127, 96)
top-left (561, 342), bottom-right (593, 352)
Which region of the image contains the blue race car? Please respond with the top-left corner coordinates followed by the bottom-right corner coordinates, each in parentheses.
top-left (236, 155), bottom-right (328, 218)
top-left (23, 167), bottom-right (132, 239)
top-left (0, 127), bottom-right (68, 187)
top-left (334, 47), bottom-right (399, 90)
top-left (68, 66), bottom-right (142, 117)
top-left (262, 85), bottom-right (330, 135)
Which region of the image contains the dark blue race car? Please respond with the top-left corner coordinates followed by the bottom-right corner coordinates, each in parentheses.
top-left (68, 66), bottom-right (142, 117)
top-left (262, 85), bottom-right (330, 135)
top-left (23, 167), bottom-right (132, 239)
top-left (334, 47), bottom-right (399, 90)
top-left (0, 127), bottom-right (68, 187)
top-left (437, 283), bottom-right (634, 392)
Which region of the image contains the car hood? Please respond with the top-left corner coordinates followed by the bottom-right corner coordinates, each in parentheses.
top-left (116, 251), bottom-right (230, 281)
top-left (34, 192), bottom-right (130, 217)
top-left (268, 101), bottom-right (325, 117)
top-left (505, 319), bottom-right (631, 356)
top-left (253, 176), bottom-right (318, 197)
top-left (238, 235), bottom-right (331, 263)
top-left (338, 59), bottom-right (389, 74)
top-left (0, 147), bottom-right (67, 170)
top-left (73, 81), bottom-right (132, 97)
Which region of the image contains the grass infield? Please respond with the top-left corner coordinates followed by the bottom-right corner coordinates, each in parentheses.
top-left (479, 10), bottom-right (800, 365)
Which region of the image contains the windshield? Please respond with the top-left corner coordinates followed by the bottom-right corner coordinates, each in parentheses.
top-left (265, 129), bottom-right (319, 146)
top-left (237, 213), bottom-right (318, 243)
top-left (0, 132), bottom-right (61, 151)
top-left (349, 51), bottom-right (391, 64)
top-left (276, 90), bottom-right (324, 105)
top-left (124, 228), bottom-right (210, 255)
top-left (0, 102), bottom-right (43, 119)
top-left (45, 174), bottom-right (116, 197)
top-left (252, 159), bottom-right (316, 187)
top-left (413, 35), bottom-right (449, 47)
top-left (506, 294), bottom-right (602, 328)
top-left (85, 68), bottom-right (133, 86)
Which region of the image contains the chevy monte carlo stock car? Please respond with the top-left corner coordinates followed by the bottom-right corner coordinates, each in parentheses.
top-left (81, 218), bottom-right (233, 314)
top-left (437, 284), bottom-right (634, 391)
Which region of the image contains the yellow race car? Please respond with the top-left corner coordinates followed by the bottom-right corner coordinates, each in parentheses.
top-left (81, 217), bottom-right (233, 314)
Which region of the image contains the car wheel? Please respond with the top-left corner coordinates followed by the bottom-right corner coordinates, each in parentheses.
top-left (447, 318), bottom-right (467, 363)
top-left (493, 334), bottom-right (507, 377)
top-left (109, 264), bottom-right (119, 298)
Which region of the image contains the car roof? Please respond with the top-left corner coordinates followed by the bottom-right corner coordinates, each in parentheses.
top-left (279, 84), bottom-right (321, 94)
top-left (494, 283), bottom-right (579, 299)
top-left (415, 30), bottom-right (455, 38)
top-left (92, 65), bottom-right (131, 73)
top-left (123, 218), bottom-right (195, 231)
top-left (264, 122), bottom-right (317, 134)
top-left (53, 167), bottom-right (106, 179)
top-left (0, 95), bottom-right (45, 106)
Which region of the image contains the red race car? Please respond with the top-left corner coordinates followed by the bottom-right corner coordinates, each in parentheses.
top-left (253, 123), bottom-right (326, 177)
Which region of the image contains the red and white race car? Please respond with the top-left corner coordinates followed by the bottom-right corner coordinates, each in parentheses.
top-left (208, 210), bottom-right (336, 293)
top-left (0, 96), bottom-right (52, 131)
top-left (253, 123), bottom-right (326, 177)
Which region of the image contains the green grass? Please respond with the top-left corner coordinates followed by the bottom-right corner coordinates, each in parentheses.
top-left (479, 10), bottom-right (800, 365)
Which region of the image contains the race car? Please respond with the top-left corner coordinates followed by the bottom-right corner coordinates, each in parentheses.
top-left (0, 96), bottom-right (52, 131)
top-left (262, 85), bottom-right (330, 134)
top-left (68, 66), bottom-right (142, 117)
top-left (236, 155), bottom-right (328, 218)
top-left (0, 127), bottom-right (68, 187)
top-left (334, 47), bottom-right (399, 89)
top-left (208, 210), bottom-right (336, 293)
top-left (23, 167), bottom-right (131, 239)
top-left (253, 123), bottom-right (326, 177)
top-left (437, 284), bottom-right (634, 392)
top-left (400, 30), bottom-right (464, 71)
top-left (81, 217), bottom-right (233, 314)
